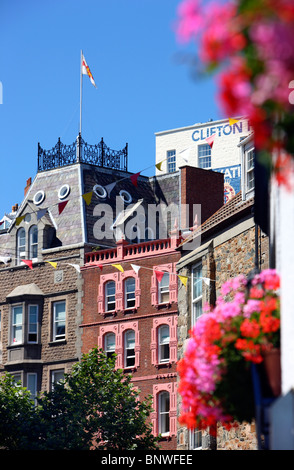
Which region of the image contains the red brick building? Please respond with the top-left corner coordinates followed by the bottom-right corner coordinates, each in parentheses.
top-left (81, 233), bottom-right (181, 450)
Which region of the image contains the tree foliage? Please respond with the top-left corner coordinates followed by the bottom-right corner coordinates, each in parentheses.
top-left (0, 348), bottom-right (159, 450)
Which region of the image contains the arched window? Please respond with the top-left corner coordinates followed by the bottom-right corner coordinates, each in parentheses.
top-left (29, 225), bottom-right (38, 259)
top-left (124, 330), bottom-right (135, 368)
top-left (104, 332), bottom-right (115, 359)
top-left (16, 227), bottom-right (26, 263)
top-left (158, 272), bottom-right (169, 304)
top-left (105, 281), bottom-right (115, 312)
top-left (158, 391), bottom-right (170, 435)
top-left (125, 277), bottom-right (136, 309)
top-left (158, 325), bottom-right (170, 363)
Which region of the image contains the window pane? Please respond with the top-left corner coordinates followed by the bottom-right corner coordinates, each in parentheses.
top-left (159, 273), bottom-right (169, 303)
top-left (167, 150), bottom-right (176, 173)
top-left (192, 265), bottom-right (202, 299)
top-left (125, 278), bottom-right (135, 308)
top-left (54, 301), bottom-right (65, 340)
top-left (159, 392), bottom-right (170, 434)
top-left (106, 281), bottom-right (116, 311)
top-left (12, 306), bottom-right (23, 344)
top-left (125, 330), bottom-right (135, 367)
top-left (198, 144), bottom-right (211, 168)
top-left (28, 305), bottom-right (38, 342)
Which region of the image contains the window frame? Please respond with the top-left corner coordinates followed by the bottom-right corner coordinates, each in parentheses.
top-left (198, 143), bottom-right (212, 169)
top-left (124, 277), bottom-right (136, 309)
top-left (158, 324), bottom-right (170, 364)
top-left (246, 147), bottom-right (255, 192)
top-left (158, 272), bottom-right (170, 304)
top-left (105, 280), bottom-right (116, 312)
top-left (191, 262), bottom-right (203, 327)
top-left (167, 150), bottom-right (176, 173)
top-left (51, 369), bottom-right (65, 390)
top-left (11, 304), bottom-right (23, 345)
top-left (158, 391), bottom-right (170, 436)
top-left (28, 225), bottom-right (38, 260)
top-left (28, 304), bottom-right (38, 343)
top-left (189, 428), bottom-right (202, 450)
top-left (104, 332), bottom-right (116, 359)
top-left (27, 372), bottom-right (38, 405)
top-left (124, 329), bottom-right (136, 368)
top-left (16, 227), bottom-right (26, 264)
top-left (53, 300), bottom-right (66, 342)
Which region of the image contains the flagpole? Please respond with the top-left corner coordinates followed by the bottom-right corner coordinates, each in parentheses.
top-left (79, 49), bottom-right (83, 136)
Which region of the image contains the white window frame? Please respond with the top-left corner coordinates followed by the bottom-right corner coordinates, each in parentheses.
top-left (11, 304), bottom-right (23, 345)
top-left (104, 332), bottom-right (116, 359)
top-left (158, 272), bottom-right (169, 304)
top-left (124, 330), bottom-right (135, 368)
top-left (17, 227), bottom-right (26, 264)
top-left (29, 225), bottom-right (38, 260)
top-left (198, 143), bottom-right (211, 169)
top-left (28, 304), bottom-right (38, 343)
top-left (167, 150), bottom-right (176, 173)
top-left (189, 428), bottom-right (202, 450)
top-left (192, 263), bottom-right (203, 327)
top-left (51, 369), bottom-right (65, 390)
top-left (158, 391), bottom-right (170, 436)
top-left (124, 277), bottom-right (136, 309)
top-left (246, 147), bottom-right (255, 192)
top-left (105, 281), bottom-right (116, 312)
top-left (53, 300), bottom-right (66, 341)
top-left (158, 325), bottom-right (170, 364)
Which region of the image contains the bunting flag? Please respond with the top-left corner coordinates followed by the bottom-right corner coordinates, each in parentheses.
top-left (229, 118), bottom-right (240, 126)
top-left (58, 200), bottom-right (68, 215)
top-left (105, 182), bottom-right (117, 197)
top-left (178, 275), bottom-right (188, 287)
top-left (46, 261), bottom-right (57, 269)
top-left (23, 259), bottom-right (33, 270)
top-left (203, 277), bottom-right (211, 286)
top-left (154, 270), bottom-right (165, 283)
top-left (0, 221), bottom-right (4, 226)
top-left (131, 264), bottom-right (141, 274)
top-left (82, 191), bottom-right (93, 205)
top-left (82, 53), bottom-right (97, 88)
top-left (16, 215), bottom-right (25, 226)
top-left (130, 172), bottom-right (140, 187)
top-left (206, 134), bottom-right (216, 148)
top-left (0, 255), bottom-right (11, 264)
top-left (111, 264), bottom-right (124, 272)
top-left (155, 161), bottom-right (163, 171)
top-left (96, 264), bottom-right (103, 271)
top-left (67, 263), bottom-right (81, 273)
top-left (37, 208), bottom-right (48, 220)
top-left (179, 148), bottom-right (190, 162)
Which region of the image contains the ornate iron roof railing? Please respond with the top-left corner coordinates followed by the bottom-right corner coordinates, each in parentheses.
top-left (37, 133), bottom-right (128, 172)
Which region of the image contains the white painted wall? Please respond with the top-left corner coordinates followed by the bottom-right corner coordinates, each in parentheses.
top-left (155, 117), bottom-right (252, 174)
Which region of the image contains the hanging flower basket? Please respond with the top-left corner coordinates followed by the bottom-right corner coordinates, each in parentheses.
top-left (178, 269), bottom-right (280, 434)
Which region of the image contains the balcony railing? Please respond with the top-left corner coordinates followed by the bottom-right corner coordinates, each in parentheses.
top-left (85, 238), bottom-right (177, 266)
top-left (38, 133), bottom-right (128, 172)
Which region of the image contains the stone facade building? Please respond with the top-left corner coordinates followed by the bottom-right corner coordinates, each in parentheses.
top-left (176, 188), bottom-right (269, 450)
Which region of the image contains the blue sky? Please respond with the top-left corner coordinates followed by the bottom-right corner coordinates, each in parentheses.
top-left (0, 0), bottom-right (221, 217)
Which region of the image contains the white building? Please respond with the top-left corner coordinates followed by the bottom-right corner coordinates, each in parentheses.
top-left (155, 117), bottom-right (252, 203)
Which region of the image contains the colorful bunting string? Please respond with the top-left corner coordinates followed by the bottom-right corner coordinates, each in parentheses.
top-left (205, 134), bottom-right (216, 148)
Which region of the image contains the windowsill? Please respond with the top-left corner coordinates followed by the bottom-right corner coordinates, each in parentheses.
top-left (155, 362), bottom-right (172, 369)
top-left (159, 434), bottom-right (172, 441)
top-left (48, 339), bottom-right (67, 346)
top-left (154, 302), bottom-right (172, 310)
top-left (123, 366), bottom-right (137, 373)
top-left (123, 307), bottom-right (137, 314)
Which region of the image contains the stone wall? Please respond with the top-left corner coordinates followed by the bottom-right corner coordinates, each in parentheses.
top-left (176, 219), bottom-right (270, 450)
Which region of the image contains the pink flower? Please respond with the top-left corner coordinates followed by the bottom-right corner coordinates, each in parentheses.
top-left (176, 0), bottom-right (204, 43)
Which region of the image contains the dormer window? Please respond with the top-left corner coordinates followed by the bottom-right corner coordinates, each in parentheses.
top-left (246, 148), bottom-right (255, 192)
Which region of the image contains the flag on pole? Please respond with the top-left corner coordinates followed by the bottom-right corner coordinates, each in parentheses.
top-left (82, 53), bottom-right (97, 88)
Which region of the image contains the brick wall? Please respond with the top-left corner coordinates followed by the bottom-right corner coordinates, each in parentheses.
top-left (81, 250), bottom-right (181, 450)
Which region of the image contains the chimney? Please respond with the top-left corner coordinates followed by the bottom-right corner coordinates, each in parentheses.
top-left (24, 177), bottom-right (32, 196)
top-left (12, 204), bottom-right (19, 213)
